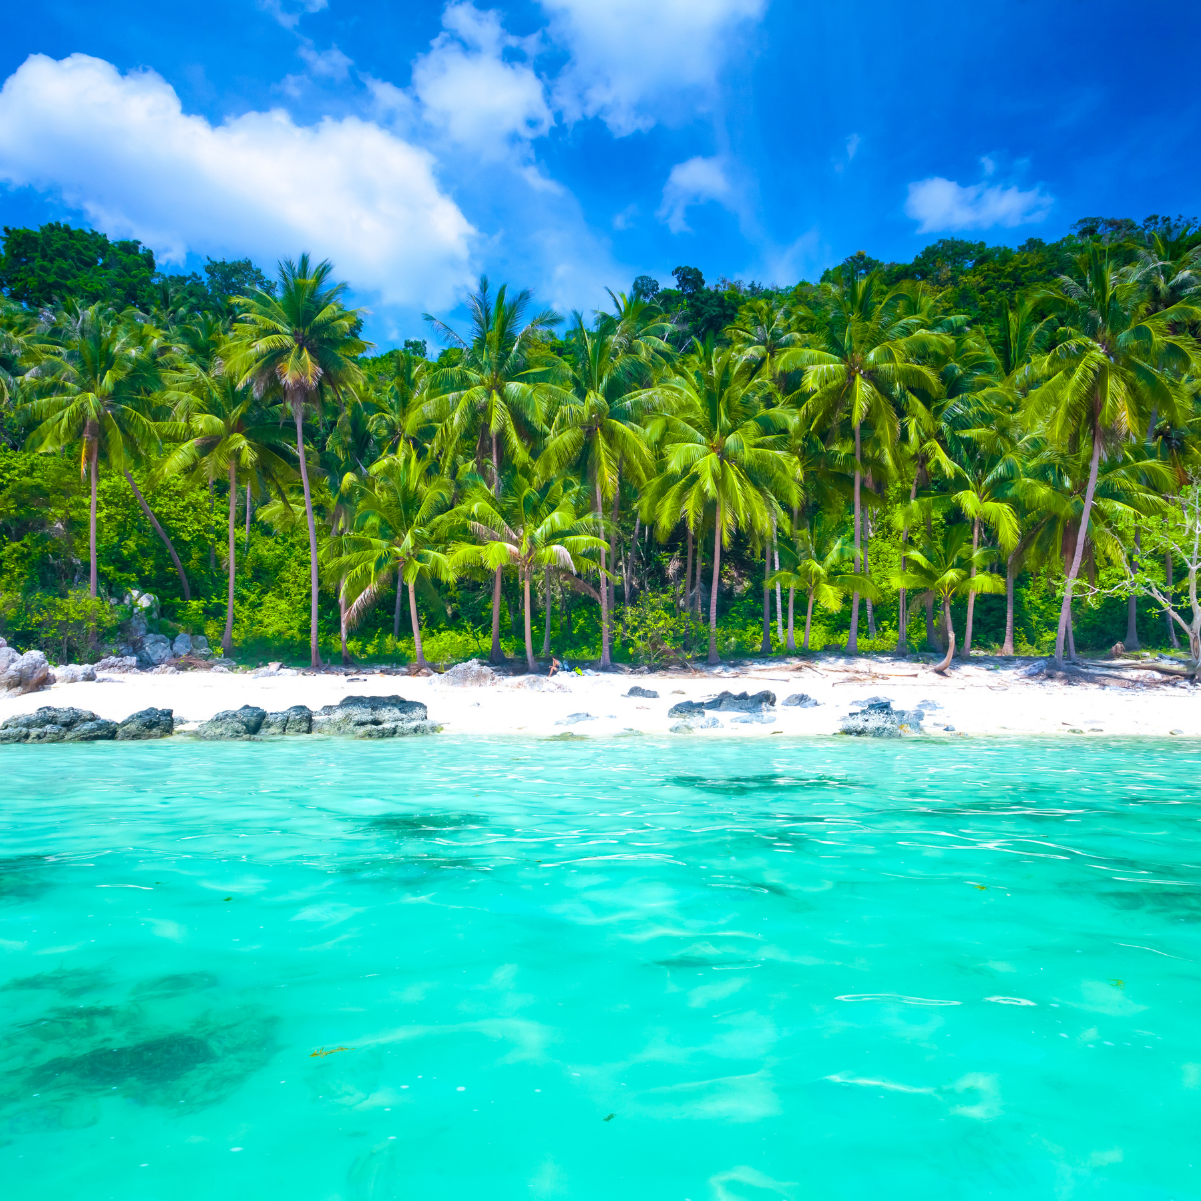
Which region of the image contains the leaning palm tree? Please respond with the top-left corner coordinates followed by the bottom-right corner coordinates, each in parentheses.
top-left (450, 471), bottom-right (605, 671)
top-left (21, 302), bottom-right (190, 599)
top-left (424, 276), bottom-right (561, 663)
top-left (780, 273), bottom-right (947, 652)
top-left (1025, 246), bottom-right (1199, 664)
top-left (894, 524), bottom-right (1005, 670)
top-left (328, 455), bottom-right (455, 670)
top-left (645, 340), bottom-right (799, 664)
top-left (223, 255), bottom-right (368, 668)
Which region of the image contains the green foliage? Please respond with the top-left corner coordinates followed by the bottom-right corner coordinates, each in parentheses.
top-left (0, 588), bottom-right (124, 663)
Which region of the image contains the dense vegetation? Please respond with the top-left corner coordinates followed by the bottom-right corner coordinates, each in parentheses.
top-left (1, 216), bottom-right (1198, 669)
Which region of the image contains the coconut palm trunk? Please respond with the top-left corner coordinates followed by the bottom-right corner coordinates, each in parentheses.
top-left (408, 577), bottom-right (428, 668)
top-left (86, 424), bottom-right (99, 598)
top-left (1125, 525), bottom-right (1140, 649)
top-left (787, 585), bottom-right (797, 651)
top-left (1002, 552), bottom-right (1016, 656)
top-left (896, 475), bottom-right (917, 652)
top-left (244, 482), bottom-right (252, 557)
top-left (708, 501), bottom-right (723, 665)
top-left (339, 575), bottom-right (351, 666)
top-left (542, 567), bottom-right (552, 657)
top-left (596, 480), bottom-right (611, 667)
top-left (221, 462), bottom-right (237, 654)
top-left (394, 577), bottom-right (403, 640)
top-left (760, 544), bottom-right (772, 653)
top-left (847, 423), bottom-right (862, 653)
top-left (291, 391), bottom-right (323, 668)
top-left (1054, 414), bottom-right (1102, 664)
top-left (523, 567), bottom-right (537, 671)
top-left (1165, 544), bottom-right (1179, 648)
top-left (773, 517), bottom-right (783, 641)
top-left (123, 471), bottom-right (191, 601)
top-left (489, 433), bottom-right (505, 664)
top-left (803, 589), bottom-right (815, 651)
top-left (961, 518), bottom-right (981, 659)
top-left (683, 525), bottom-right (694, 620)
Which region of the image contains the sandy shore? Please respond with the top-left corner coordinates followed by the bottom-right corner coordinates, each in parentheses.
top-left (1, 654), bottom-right (1197, 738)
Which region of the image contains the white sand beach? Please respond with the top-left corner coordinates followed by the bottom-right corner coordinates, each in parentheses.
top-left (2, 655), bottom-right (1197, 739)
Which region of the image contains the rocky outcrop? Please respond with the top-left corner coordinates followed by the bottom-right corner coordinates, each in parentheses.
top-left (260, 705), bottom-right (313, 735)
top-left (439, 659), bottom-right (497, 686)
top-left (1, 648), bottom-right (51, 695)
top-left (54, 663), bottom-right (97, 683)
top-left (0, 706), bottom-right (118, 743)
top-left (95, 655), bottom-right (139, 673)
top-left (115, 708), bottom-right (175, 740)
top-left (625, 686), bottom-right (659, 699)
top-left (782, 692), bottom-right (819, 708)
top-left (839, 698), bottom-right (924, 738)
top-left (135, 634), bottom-right (173, 668)
top-left (196, 705), bottom-right (267, 740)
top-left (667, 690), bottom-right (775, 718)
top-left (314, 695), bottom-right (438, 738)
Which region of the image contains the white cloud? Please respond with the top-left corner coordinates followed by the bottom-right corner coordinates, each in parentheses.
top-left (904, 175), bottom-right (1052, 233)
top-left (846, 133), bottom-right (860, 162)
top-left (657, 155), bottom-right (733, 234)
top-left (257, 0), bottom-right (327, 30)
top-left (0, 54), bottom-right (476, 308)
top-left (411, 3), bottom-right (552, 156)
top-left (542, 0), bottom-right (767, 135)
top-left (297, 42), bottom-right (353, 81)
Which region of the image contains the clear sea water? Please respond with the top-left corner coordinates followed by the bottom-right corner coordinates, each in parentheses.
top-left (2, 735), bottom-right (1199, 1201)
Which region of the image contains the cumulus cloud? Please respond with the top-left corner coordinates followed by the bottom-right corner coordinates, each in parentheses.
top-left (0, 54), bottom-right (475, 308)
top-left (411, 3), bottom-right (552, 156)
top-left (297, 42), bottom-right (353, 81)
top-left (657, 155), bottom-right (733, 234)
top-left (542, 0), bottom-right (766, 135)
top-left (904, 175), bottom-right (1052, 233)
top-left (257, 0), bottom-right (327, 31)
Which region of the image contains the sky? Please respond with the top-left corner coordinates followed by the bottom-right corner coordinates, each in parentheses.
top-left (0, 0), bottom-right (1198, 348)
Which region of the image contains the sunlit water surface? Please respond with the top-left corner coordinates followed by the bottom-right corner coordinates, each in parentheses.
top-left (2, 736), bottom-right (1200, 1200)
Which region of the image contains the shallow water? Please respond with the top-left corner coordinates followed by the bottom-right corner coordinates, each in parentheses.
top-left (2, 735), bottom-right (1200, 1200)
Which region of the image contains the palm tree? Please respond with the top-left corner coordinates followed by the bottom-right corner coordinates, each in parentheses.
top-left (451, 471), bottom-right (605, 671)
top-left (781, 273), bottom-right (946, 653)
top-left (365, 349), bottom-right (434, 460)
top-left (645, 341), bottom-right (798, 664)
top-left (894, 524), bottom-right (1005, 668)
top-left (157, 373), bottom-right (294, 654)
top-left (537, 314), bottom-right (658, 665)
top-left (424, 276), bottom-right (561, 663)
top-left (329, 455), bottom-right (455, 670)
top-left (1026, 246), bottom-right (1199, 664)
top-left (21, 303), bottom-right (191, 599)
top-left (223, 255), bottom-right (368, 668)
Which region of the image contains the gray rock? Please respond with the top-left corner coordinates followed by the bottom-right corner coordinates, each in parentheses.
top-left (261, 705), bottom-right (313, 735)
top-left (0, 646), bottom-right (17, 674)
top-left (440, 659), bottom-right (497, 687)
top-left (136, 634), bottom-right (173, 668)
top-left (839, 698), bottom-right (924, 738)
top-left (116, 708), bottom-right (175, 740)
top-left (0, 706), bottom-right (118, 743)
top-left (2, 649), bottom-right (51, 695)
top-left (54, 663), bottom-right (97, 683)
top-left (666, 698), bottom-right (705, 718)
top-left (172, 633), bottom-right (193, 656)
top-left (315, 694), bottom-right (437, 738)
top-left (150, 663), bottom-right (178, 675)
top-left (555, 712), bottom-right (596, 725)
top-left (670, 714), bottom-right (721, 733)
top-left (196, 705), bottom-right (267, 740)
top-left (95, 655), bottom-right (139, 673)
top-left (731, 711), bottom-right (776, 724)
top-left (667, 689), bottom-right (775, 718)
top-left (782, 693), bottom-right (819, 708)
top-left (128, 611), bottom-right (149, 638)
top-left (625, 686), bottom-right (659, 699)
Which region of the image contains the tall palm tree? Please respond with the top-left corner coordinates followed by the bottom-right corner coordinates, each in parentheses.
top-left (424, 276), bottom-right (561, 663)
top-left (21, 303), bottom-right (190, 599)
top-left (645, 341), bottom-right (798, 664)
top-left (781, 273), bottom-right (946, 652)
top-left (365, 349), bottom-right (434, 460)
top-left (329, 455), bottom-right (455, 670)
top-left (451, 471), bottom-right (605, 671)
top-left (224, 255), bottom-right (368, 668)
top-left (1026, 246), bottom-right (1199, 664)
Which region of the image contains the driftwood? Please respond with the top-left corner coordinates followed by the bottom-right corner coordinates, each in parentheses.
top-left (1079, 658), bottom-right (1195, 679)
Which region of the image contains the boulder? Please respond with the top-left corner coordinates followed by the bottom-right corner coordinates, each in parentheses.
top-left (54, 663), bottom-right (97, 684)
top-left (667, 689), bottom-right (775, 718)
top-left (782, 692), bottom-right (819, 708)
top-left (555, 712), bottom-right (595, 726)
top-left (2, 649), bottom-right (52, 695)
top-left (314, 695), bottom-right (438, 738)
top-left (440, 659), bottom-right (497, 687)
top-left (625, 686), bottom-right (659, 699)
top-left (136, 634), bottom-right (173, 669)
top-left (839, 698), bottom-right (924, 738)
top-left (731, 711), bottom-right (776, 724)
top-left (261, 705), bottom-right (313, 735)
top-left (95, 655), bottom-right (139, 673)
top-left (0, 706), bottom-right (118, 743)
top-left (172, 633), bottom-right (193, 656)
top-left (670, 715), bottom-right (721, 733)
top-left (196, 705), bottom-right (267, 740)
top-left (116, 708), bottom-right (175, 740)
top-left (191, 635), bottom-right (213, 660)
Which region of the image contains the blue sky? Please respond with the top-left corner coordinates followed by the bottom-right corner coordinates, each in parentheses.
top-left (1, 0), bottom-right (1198, 347)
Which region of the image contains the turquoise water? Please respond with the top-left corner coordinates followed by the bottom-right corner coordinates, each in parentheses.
top-left (2, 737), bottom-right (1200, 1201)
